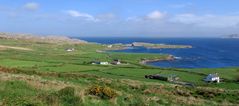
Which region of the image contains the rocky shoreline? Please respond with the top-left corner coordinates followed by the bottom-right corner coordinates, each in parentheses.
top-left (140, 55), bottom-right (175, 64)
top-left (104, 42), bottom-right (192, 51)
top-left (132, 42), bottom-right (192, 49)
top-left (145, 45), bottom-right (192, 49)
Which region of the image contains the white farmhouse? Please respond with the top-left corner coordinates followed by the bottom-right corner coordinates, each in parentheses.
top-left (204, 73), bottom-right (220, 83)
top-left (66, 48), bottom-right (75, 52)
top-left (100, 62), bottom-right (109, 65)
top-left (107, 45), bottom-right (113, 48)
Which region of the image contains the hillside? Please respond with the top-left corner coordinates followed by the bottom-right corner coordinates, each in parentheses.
top-left (0, 33), bottom-right (238, 106)
top-left (0, 32), bottom-right (88, 44)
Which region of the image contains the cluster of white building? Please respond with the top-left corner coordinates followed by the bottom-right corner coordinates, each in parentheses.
top-left (91, 59), bottom-right (121, 65)
top-left (66, 48), bottom-right (75, 52)
top-left (204, 73), bottom-right (220, 83)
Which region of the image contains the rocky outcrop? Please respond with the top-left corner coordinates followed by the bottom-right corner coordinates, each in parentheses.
top-left (132, 42), bottom-right (192, 49)
top-left (140, 55), bottom-right (175, 64)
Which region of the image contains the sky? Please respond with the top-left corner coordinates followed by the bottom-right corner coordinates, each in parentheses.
top-left (0, 0), bottom-right (239, 37)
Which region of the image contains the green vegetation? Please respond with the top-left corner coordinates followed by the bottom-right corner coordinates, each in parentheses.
top-left (0, 36), bottom-right (238, 106)
top-left (88, 85), bottom-right (117, 99)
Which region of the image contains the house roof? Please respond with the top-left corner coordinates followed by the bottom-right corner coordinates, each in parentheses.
top-left (207, 74), bottom-right (219, 78)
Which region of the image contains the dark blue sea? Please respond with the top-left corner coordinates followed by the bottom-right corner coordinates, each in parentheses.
top-left (79, 37), bottom-right (239, 68)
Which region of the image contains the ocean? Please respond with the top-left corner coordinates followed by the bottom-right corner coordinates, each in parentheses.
top-left (79, 37), bottom-right (239, 68)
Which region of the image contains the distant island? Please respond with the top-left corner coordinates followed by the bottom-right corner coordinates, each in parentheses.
top-left (222, 34), bottom-right (239, 39)
top-left (131, 42), bottom-right (192, 49)
top-left (104, 42), bottom-right (192, 51)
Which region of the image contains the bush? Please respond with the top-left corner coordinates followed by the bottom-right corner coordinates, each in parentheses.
top-left (88, 85), bottom-right (117, 99)
top-left (39, 87), bottom-right (81, 106)
top-left (58, 87), bottom-right (75, 97)
top-left (58, 87), bottom-right (81, 106)
top-left (44, 92), bottom-right (59, 106)
top-left (236, 74), bottom-right (239, 82)
top-left (195, 88), bottom-right (222, 99)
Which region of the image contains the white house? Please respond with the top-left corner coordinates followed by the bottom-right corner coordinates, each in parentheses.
top-left (66, 48), bottom-right (75, 52)
top-left (204, 73), bottom-right (220, 83)
top-left (107, 45), bottom-right (113, 48)
top-left (100, 62), bottom-right (109, 65)
top-left (91, 61), bottom-right (100, 65)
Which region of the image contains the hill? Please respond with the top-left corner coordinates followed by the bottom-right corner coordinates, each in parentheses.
top-left (0, 32), bottom-right (88, 44)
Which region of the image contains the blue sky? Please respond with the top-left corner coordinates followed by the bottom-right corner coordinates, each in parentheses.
top-left (0, 0), bottom-right (239, 37)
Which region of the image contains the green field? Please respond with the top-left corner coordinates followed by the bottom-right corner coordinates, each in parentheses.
top-left (0, 38), bottom-right (238, 106)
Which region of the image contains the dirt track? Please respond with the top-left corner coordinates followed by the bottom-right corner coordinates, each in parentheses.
top-left (0, 45), bottom-right (32, 51)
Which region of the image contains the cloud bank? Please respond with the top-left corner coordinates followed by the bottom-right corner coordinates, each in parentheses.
top-left (1, 2), bottom-right (239, 37)
top-left (66, 10), bottom-right (98, 21)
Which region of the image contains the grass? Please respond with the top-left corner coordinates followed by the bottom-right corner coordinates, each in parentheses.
top-left (0, 37), bottom-right (239, 105)
top-left (0, 59), bottom-right (53, 68)
top-left (36, 64), bottom-right (109, 72)
top-left (0, 80), bottom-right (42, 105)
top-left (189, 68), bottom-right (239, 80)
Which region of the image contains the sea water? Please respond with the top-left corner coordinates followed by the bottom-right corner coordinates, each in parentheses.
top-left (79, 37), bottom-right (239, 68)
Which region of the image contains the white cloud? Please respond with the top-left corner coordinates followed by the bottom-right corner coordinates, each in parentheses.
top-left (146, 11), bottom-right (165, 20)
top-left (126, 10), bottom-right (166, 22)
top-left (23, 2), bottom-right (39, 11)
top-left (171, 13), bottom-right (239, 28)
top-left (66, 10), bottom-right (98, 21)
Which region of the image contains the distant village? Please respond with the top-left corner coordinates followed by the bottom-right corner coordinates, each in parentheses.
top-left (91, 59), bottom-right (121, 65)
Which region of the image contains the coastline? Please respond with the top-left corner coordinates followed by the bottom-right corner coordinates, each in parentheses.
top-left (145, 45), bottom-right (192, 49)
top-left (103, 42), bottom-right (192, 51)
top-left (140, 55), bottom-right (175, 64)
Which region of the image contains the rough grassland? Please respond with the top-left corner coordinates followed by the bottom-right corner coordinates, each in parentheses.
top-left (0, 37), bottom-right (238, 106)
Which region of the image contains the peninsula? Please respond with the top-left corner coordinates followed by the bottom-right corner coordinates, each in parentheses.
top-left (104, 42), bottom-right (192, 51)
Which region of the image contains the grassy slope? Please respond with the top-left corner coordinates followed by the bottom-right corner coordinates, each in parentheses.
top-left (0, 38), bottom-right (238, 106)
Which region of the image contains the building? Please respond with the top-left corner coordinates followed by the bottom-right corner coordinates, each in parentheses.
top-left (66, 48), bottom-right (75, 52)
top-left (204, 73), bottom-right (220, 83)
top-left (91, 61), bottom-right (100, 65)
top-left (100, 62), bottom-right (109, 65)
top-left (111, 59), bottom-right (121, 65)
top-left (107, 45), bottom-right (113, 48)
top-left (91, 61), bottom-right (109, 65)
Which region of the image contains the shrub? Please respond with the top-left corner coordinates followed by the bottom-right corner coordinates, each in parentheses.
top-left (57, 87), bottom-right (81, 106)
top-left (44, 92), bottom-right (59, 106)
top-left (88, 85), bottom-right (117, 99)
top-left (58, 87), bottom-right (75, 97)
top-left (236, 74), bottom-right (239, 82)
top-left (174, 89), bottom-right (191, 97)
top-left (195, 88), bottom-right (222, 99)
